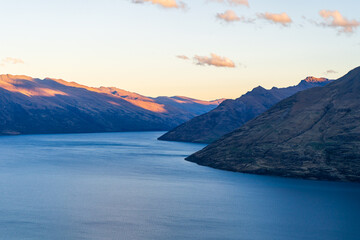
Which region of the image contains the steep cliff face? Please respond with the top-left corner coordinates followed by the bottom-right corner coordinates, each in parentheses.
top-left (186, 67), bottom-right (360, 182)
top-left (159, 77), bottom-right (332, 143)
top-left (0, 74), bottom-right (221, 135)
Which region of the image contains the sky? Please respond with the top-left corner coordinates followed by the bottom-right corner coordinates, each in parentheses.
top-left (0, 0), bottom-right (359, 100)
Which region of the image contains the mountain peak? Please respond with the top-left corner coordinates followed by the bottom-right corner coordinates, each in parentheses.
top-left (250, 85), bottom-right (266, 91)
top-left (0, 74), bottom-right (222, 135)
top-left (159, 78), bottom-right (333, 144)
top-left (304, 76), bottom-right (328, 83)
top-left (0, 74), bottom-right (34, 82)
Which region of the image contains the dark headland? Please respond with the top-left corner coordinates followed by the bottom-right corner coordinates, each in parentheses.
top-left (186, 66), bottom-right (360, 182)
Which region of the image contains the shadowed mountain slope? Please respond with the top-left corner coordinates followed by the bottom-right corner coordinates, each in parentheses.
top-left (0, 74), bottom-right (222, 135)
top-left (159, 77), bottom-right (331, 143)
top-left (186, 67), bottom-right (360, 182)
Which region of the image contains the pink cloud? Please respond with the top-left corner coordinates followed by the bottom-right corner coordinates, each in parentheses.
top-left (211, 0), bottom-right (249, 7)
top-left (319, 10), bottom-right (360, 33)
top-left (217, 10), bottom-right (240, 22)
top-left (194, 53), bottom-right (235, 68)
top-left (1, 57), bottom-right (24, 66)
top-left (216, 10), bottom-right (254, 23)
top-left (133, 0), bottom-right (186, 9)
top-left (228, 0), bottom-right (249, 7)
top-left (177, 55), bottom-right (190, 60)
top-left (258, 12), bottom-right (292, 26)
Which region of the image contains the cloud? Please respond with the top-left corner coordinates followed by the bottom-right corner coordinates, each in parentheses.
top-left (217, 10), bottom-right (240, 22)
top-left (258, 12), bottom-right (292, 26)
top-left (210, 0), bottom-right (249, 7)
top-left (194, 53), bottom-right (235, 68)
top-left (177, 55), bottom-right (190, 60)
top-left (133, 0), bottom-right (186, 9)
top-left (324, 69), bottom-right (337, 75)
top-left (216, 10), bottom-right (254, 23)
top-left (0, 57), bottom-right (24, 66)
top-left (319, 10), bottom-right (360, 33)
top-left (228, 0), bottom-right (249, 7)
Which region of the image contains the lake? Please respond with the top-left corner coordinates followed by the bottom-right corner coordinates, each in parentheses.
top-left (0, 132), bottom-right (359, 240)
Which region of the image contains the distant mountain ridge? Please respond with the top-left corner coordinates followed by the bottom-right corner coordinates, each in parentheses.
top-left (0, 74), bottom-right (223, 135)
top-left (186, 66), bottom-right (360, 182)
top-left (159, 76), bottom-right (332, 143)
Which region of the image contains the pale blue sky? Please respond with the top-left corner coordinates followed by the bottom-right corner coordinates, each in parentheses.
top-left (0, 0), bottom-right (359, 100)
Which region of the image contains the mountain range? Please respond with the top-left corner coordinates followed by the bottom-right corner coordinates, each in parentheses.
top-left (159, 76), bottom-right (332, 143)
top-left (186, 66), bottom-right (360, 182)
top-left (0, 74), bottom-right (223, 135)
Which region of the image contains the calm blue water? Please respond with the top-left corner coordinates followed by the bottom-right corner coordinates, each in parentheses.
top-left (0, 132), bottom-right (359, 240)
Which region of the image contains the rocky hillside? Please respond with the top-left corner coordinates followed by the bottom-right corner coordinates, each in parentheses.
top-left (159, 77), bottom-right (332, 143)
top-left (186, 67), bottom-right (360, 182)
top-left (0, 74), bottom-right (222, 135)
